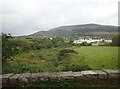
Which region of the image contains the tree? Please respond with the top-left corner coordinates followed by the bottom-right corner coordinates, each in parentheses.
top-left (2, 33), bottom-right (19, 62)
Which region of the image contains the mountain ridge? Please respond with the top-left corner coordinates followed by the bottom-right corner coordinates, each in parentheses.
top-left (30, 23), bottom-right (118, 38)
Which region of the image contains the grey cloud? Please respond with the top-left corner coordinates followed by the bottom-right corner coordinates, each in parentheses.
top-left (1, 0), bottom-right (119, 36)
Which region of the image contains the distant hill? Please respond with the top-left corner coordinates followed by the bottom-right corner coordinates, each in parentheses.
top-left (30, 24), bottom-right (118, 38)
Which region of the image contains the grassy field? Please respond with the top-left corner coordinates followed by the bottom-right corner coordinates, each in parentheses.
top-left (3, 46), bottom-right (118, 73)
top-left (72, 46), bottom-right (118, 69)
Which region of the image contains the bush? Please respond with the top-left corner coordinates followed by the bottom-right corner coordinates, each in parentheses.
top-left (2, 33), bottom-right (21, 62)
top-left (56, 65), bottom-right (66, 72)
top-left (58, 49), bottom-right (78, 61)
top-left (80, 42), bottom-right (92, 46)
top-left (59, 49), bottom-right (78, 56)
top-left (20, 41), bottom-right (32, 51)
top-left (64, 64), bottom-right (91, 72)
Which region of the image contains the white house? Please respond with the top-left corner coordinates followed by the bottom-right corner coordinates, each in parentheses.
top-left (73, 38), bottom-right (103, 44)
top-left (73, 38), bottom-right (112, 44)
top-left (104, 39), bottom-right (112, 43)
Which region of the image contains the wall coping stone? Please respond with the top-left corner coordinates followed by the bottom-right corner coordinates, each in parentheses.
top-left (2, 69), bottom-right (120, 86)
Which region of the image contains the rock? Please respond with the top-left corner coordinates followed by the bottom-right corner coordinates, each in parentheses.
top-left (9, 74), bottom-right (20, 84)
top-left (94, 70), bottom-right (107, 79)
top-left (39, 72), bottom-right (49, 82)
top-left (18, 73), bottom-right (31, 83)
top-left (102, 69), bottom-right (119, 79)
top-left (29, 72), bottom-right (49, 82)
top-left (57, 71), bottom-right (74, 81)
top-left (29, 73), bottom-right (41, 83)
top-left (81, 70), bottom-right (98, 79)
top-left (73, 72), bottom-right (85, 81)
top-left (48, 72), bottom-right (59, 82)
top-left (2, 74), bottom-right (13, 84)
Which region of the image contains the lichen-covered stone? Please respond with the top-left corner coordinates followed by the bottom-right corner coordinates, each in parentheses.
top-left (48, 72), bottom-right (59, 82)
top-left (2, 74), bottom-right (13, 79)
top-left (29, 73), bottom-right (41, 83)
top-left (29, 72), bottom-right (49, 82)
top-left (81, 70), bottom-right (98, 79)
top-left (18, 73), bottom-right (31, 83)
top-left (73, 72), bottom-right (83, 77)
top-left (73, 72), bottom-right (85, 82)
top-left (39, 72), bottom-right (49, 82)
top-left (94, 70), bottom-right (107, 79)
top-left (9, 74), bottom-right (20, 84)
top-left (2, 74), bottom-right (13, 84)
top-left (58, 71), bottom-right (74, 80)
top-left (1, 70), bottom-right (120, 86)
top-left (102, 69), bottom-right (119, 79)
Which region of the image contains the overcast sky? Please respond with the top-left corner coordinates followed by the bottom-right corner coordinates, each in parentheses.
top-left (1, 0), bottom-right (119, 36)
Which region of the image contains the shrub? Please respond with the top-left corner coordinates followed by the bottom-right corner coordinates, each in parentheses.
top-left (59, 49), bottom-right (78, 56)
top-left (56, 65), bottom-right (65, 72)
top-left (58, 49), bottom-right (78, 61)
top-left (64, 64), bottom-right (91, 72)
top-left (2, 33), bottom-right (21, 62)
top-left (80, 42), bottom-right (92, 46)
top-left (20, 41), bottom-right (32, 51)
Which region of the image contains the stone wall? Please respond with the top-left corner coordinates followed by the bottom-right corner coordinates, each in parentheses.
top-left (1, 69), bottom-right (120, 87)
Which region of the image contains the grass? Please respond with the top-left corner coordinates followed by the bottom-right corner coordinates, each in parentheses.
top-left (3, 46), bottom-right (119, 73)
top-left (72, 46), bottom-right (118, 69)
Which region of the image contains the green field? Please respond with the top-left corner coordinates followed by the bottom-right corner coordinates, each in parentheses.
top-left (72, 46), bottom-right (118, 69)
top-left (3, 46), bottom-right (118, 73)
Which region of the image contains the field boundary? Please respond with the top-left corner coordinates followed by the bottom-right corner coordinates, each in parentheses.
top-left (1, 69), bottom-right (120, 87)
